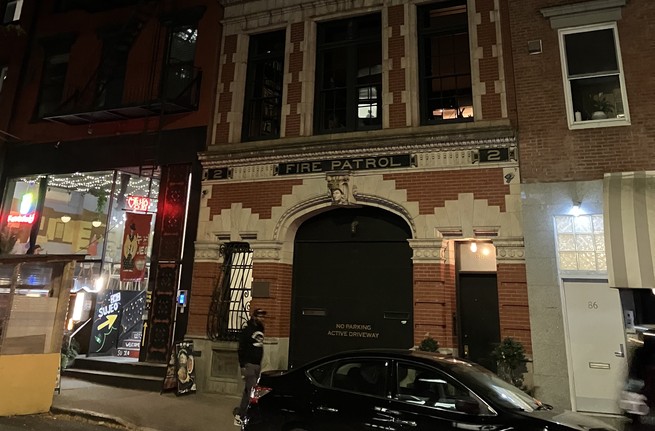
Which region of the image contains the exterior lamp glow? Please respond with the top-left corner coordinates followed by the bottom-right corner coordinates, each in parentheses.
top-left (470, 242), bottom-right (477, 253)
top-left (571, 201), bottom-right (582, 217)
top-left (91, 220), bottom-right (102, 228)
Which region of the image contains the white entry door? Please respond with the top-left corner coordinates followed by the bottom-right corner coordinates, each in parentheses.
top-left (563, 280), bottom-right (627, 414)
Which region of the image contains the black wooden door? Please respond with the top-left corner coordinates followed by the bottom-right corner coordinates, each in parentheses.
top-left (290, 207), bottom-right (413, 368)
top-left (458, 273), bottom-right (500, 372)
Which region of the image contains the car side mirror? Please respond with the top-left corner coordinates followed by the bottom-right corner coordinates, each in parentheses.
top-left (455, 398), bottom-right (481, 415)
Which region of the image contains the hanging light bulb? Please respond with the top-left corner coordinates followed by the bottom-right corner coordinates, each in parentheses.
top-left (60, 215), bottom-right (71, 223)
top-left (92, 220), bottom-right (102, 228)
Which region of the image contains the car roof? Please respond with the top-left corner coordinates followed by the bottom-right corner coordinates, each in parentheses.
top-left (301, 348), bottom-right (475, 370)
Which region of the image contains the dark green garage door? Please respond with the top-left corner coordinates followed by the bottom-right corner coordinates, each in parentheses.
top-left (289, 206), bottom-right (413, 368)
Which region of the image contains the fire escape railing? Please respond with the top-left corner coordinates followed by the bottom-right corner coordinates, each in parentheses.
top-left (207, 242), bottom-right (254, 342)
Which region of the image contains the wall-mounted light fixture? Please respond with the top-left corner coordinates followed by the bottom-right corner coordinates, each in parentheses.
top-left (91, 220), bottom-right (102, 228)
top-left (60, 215), bottom-right (71, 223)
top-left (571, 201), bottom-right (582, 217)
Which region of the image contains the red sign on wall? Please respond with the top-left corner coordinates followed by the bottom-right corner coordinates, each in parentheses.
top-left (120, 212), bottom-right (153, 282)
top-left (7, 213), bottom-right (36, 224)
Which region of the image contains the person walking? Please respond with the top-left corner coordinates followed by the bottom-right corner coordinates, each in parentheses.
top-left (235, 308), bottom-right (266, 427)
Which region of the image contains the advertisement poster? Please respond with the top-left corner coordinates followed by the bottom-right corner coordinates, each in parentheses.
top-left (162, 340), bottom-right (197, 396)
top-left (120, 212), bottom-right (152, 282)
top-left (89, 290), bottom-right (144, 357)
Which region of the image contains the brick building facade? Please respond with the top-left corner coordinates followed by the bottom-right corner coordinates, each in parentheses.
top-left (189, 0), bottom-right (531, 396)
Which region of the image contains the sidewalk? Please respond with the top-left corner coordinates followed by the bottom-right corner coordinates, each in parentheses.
top-left (52, 376), bottom-right (241, 431)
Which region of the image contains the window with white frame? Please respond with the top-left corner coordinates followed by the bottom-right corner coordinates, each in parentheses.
top-left (2, 0), bottom-right (22, 24)
top-left (555, 214), bottom-right (607, 272)
top-left (559, 23), bottom-right (629, 128)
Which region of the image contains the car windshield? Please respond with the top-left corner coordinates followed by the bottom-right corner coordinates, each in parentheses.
top-left (446, 361), bottom-right (541, 412)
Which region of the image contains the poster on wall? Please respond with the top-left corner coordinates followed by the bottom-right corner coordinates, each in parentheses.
top-left (120, 212), bottom-right (152, 282)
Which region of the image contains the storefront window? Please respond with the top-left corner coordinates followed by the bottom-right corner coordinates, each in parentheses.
top-left (1, 169), bottom-right (161, 360)
top-left (1, 175), bottom-right (42, 255)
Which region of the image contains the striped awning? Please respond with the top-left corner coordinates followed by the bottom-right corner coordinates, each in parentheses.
top-left (603, 172), bottom-right (655, 289)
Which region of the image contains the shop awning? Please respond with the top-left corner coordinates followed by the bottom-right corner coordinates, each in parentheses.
top-left (603, 171), bottom-right (655, 288)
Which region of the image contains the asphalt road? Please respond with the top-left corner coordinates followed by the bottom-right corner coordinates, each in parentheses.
top-left (0, 412), bottom-right (125, 431)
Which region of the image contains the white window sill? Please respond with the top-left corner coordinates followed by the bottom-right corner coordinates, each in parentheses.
top-left (568, 117), bottom-right (630, 130)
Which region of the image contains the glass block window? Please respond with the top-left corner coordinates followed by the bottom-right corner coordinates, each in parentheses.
top-left (555, 214), bottom-right (606, 272)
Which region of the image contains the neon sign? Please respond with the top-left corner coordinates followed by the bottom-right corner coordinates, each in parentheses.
top-left (126, 195), bottom-right (151, 212)
top-left (7, 213), bottom-right (36, 224)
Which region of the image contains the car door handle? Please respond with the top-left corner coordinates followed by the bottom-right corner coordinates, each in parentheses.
top-left (316, 405), bottom-right (339, 413)
top-left (373, 407), bottom-right (417, 427)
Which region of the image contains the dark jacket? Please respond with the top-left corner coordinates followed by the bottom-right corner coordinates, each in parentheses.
top-left (238, 319), bottom-right (265, 367)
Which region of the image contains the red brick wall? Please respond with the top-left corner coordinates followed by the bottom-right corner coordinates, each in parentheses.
top-left (207, 179), bottom-right (303, 219)
top-left (285, 22), bottom-right (305, 137)
top-left (387, 4), bottom-right (407, 129)
top-left (510, 0), bottom-right (655, 182)
top-left (497, 263), bottom-right (532, 353)
top-left (384, 168), bottom-right (509, 214)
top-left (250, 263), bottom-right (293, 338)
top-left (414, 263), bottom-right (457, 348)
top-left (187, 261), bottom-right (221, 337)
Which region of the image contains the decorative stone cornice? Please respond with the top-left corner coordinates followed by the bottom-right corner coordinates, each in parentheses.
top-left (200, 130), bottom-right (517, 169)
top-left (494, 238), bottom-right (525, 263)
top-left (408, 239), bottom-right (446, 263)
top-left (194, 241), bottom-right (223, 262)
top-left (251, 241), bottom-right (283, 262)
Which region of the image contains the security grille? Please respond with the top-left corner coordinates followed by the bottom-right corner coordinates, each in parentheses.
top-left (207, 242), bottom-right (253, 341)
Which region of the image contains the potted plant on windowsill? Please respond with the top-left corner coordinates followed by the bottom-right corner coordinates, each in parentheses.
top-left (590, 92), bottom-right (614, 120)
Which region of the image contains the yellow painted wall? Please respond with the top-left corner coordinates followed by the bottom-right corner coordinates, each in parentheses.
top-left (0, 353), bottom-right (59, 416)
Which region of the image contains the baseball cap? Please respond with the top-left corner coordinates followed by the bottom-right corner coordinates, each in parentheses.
top-left (253, 308), bottom-right (267, 317)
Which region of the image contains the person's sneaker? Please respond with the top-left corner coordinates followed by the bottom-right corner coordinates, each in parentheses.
top-left (233, 414), bottom-right (243, 427)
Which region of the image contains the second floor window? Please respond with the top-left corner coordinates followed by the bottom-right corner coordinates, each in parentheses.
top-left (418, 0), bottom-right (473, 124)
top-left (37, 44), bottom-right (70, 118)
top-left (315, 14), bottom-right (382, 134)
top-left (242, 30), bottom-right (285, 141)
top-left (163, 24), bottom-right (198, 104)
top-left (559, 23), bottom-right (629, 128)
top-left (2, 0), bottom-right (22, 24)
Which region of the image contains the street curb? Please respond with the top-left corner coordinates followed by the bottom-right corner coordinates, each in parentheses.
top-left (50, 406), bottom-right (161, 431)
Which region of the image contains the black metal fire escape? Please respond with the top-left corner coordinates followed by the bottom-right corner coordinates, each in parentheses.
top-left (43, 0), bottom-right (200, 126)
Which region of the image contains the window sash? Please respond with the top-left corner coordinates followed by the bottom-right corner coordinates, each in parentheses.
top-left (559, 23), bottom-right (629, 127)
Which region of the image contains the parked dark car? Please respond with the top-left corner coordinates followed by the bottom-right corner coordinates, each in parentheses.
top-left (244, 349), bottom-right (615, 431)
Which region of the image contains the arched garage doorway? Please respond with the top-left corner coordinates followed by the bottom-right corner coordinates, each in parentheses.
top-left (289, 206), bottom-right (413, 368)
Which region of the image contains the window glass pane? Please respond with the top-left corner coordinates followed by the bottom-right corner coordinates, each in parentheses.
top-left (38, 52), bottom-right (70, 117)
top-left (315, 14), bottom-right (381, 134)
top-left (555, 214), bottom-right (606, 273)
top-left (573, 215), bottom-right (592, 233)
top-left (557, 234), bottom-right (576, 251)
top-left (418, 1), bottom-right (472, 124)
top-left (555, 216), bottom-right (574, 233)
top-left (395, 362), bottom-right (491, 414)
top-left (592, 215), bottom-right (604, 233)
top-left (164, 24), bottom-right (198, 102)
top-left (314, 360), bottom-right (387, 397)
top-left (2, 0), bottom-right (22, 24)
top-left (243, 30), bottom-right (285, 140)
top-left (570, 75), bottom-right (624, 121)
top-left (564, 29), bottom-right (618, 76)
top-left (1, 176), bottom-right (42, 255)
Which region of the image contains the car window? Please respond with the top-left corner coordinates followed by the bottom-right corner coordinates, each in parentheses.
top-left (394, 362), bottom-right (494, 416)
top-left (308, 359), bottom-right (388, 397)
